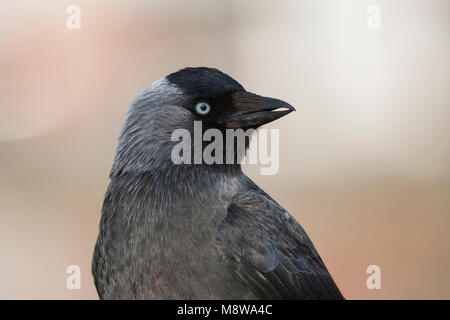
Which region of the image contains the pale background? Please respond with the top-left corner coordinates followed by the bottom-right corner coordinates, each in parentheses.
top-left (0, 0), bottom-right (449, 299)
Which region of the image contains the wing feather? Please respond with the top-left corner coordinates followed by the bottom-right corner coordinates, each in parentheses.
top-left (217, 177), bottom-right (344, 299)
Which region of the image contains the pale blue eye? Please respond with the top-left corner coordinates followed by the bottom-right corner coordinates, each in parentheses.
top-left (195, 102), bottom-right (211, 115)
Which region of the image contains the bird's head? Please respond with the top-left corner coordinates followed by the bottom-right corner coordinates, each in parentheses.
top-left (111, 67), bottom-right (295, 176)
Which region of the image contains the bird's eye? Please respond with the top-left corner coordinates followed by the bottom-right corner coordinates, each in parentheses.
top-left (195, 102), bottom-right (211, 115)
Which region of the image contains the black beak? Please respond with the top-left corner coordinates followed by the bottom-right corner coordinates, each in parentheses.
top-left (221, 91), bottom-right (296, 129)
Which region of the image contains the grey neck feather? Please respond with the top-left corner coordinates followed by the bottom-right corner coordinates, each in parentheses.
top-left (108, 78), bottom-right (243, 215)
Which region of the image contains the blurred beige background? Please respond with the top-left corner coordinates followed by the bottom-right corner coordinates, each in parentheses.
top-left (0, 0), bottom-right (449, 299)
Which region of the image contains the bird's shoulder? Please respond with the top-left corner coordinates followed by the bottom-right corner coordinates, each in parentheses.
top-left (216, 176), bottom-right (344, 299)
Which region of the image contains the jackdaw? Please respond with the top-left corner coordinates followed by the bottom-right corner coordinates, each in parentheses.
top-left (92, 67), bottom-right (344, 299)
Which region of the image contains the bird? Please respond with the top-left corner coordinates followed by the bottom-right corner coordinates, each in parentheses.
top-left (92, 67), bottom-right (344, 300)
